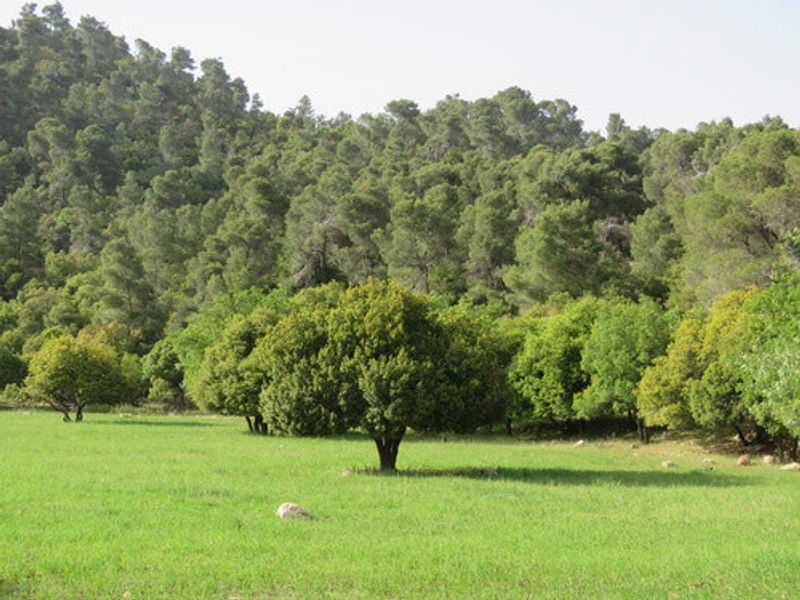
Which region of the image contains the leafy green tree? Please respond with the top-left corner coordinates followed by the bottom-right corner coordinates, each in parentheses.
top-left (510, 296), bottom-right (602, 426)
top-left (506, 201), bottom-right (614, 304)
top-left (142, 337), bottom-right (185, 406)
top-left (24, 332), bottom-right (138, 421)
top-left (687, 288), bottom-right (758, 437)
top-left (676, 130), bottom-right (800, 306)
top-left (629, 206), bottom-right (682, 301)
top-left (171, 287), bottom-right (287, 402)
top-left (195, 300), bottom-right (287, 432)
top-left (98, 237), bottom-right (164, 350)
top-left (741, 272), bottom-right (800, 456)
top-left (259, 281), bottom-right (509, 469)
top-left (0, 185), bottom-right (45, 298)
top-left (0, 347), bottom-right (27, 390)
top-left (576, 299), bottom-right (674, 439)
top-left (636, 317), bottom-right (703, 430)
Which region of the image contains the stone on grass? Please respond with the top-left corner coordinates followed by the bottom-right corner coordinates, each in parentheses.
top-left (736, 454), bottom-right (751, 467)
top-left (573, 439), bottom-right (585, 447)
top-left (702, 458), bottom-right (716, 465)
top-left (762, 455), bottom-right (776, 465)
top-left (661, 460), bottom-right (674, 468)
top-left (779, 462), bottom-right (800, 471)
top-left (341, 469), bottom-right (354, 477)
top-left (276, 502), bottom-right (313, 520)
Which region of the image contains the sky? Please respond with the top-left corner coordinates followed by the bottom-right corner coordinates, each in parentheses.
top-left (2, 0), bottom-right (799, 132)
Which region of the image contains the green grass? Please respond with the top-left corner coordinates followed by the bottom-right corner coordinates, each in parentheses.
top-left (1, 411), bottom-right (799, 599)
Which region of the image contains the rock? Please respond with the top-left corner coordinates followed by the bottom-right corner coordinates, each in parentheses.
top-left (762, 455), bottom-right (776, 465)
top-left (779, 462), bottom-right (800, 471)
top-left (276, 502), bottom-right (313, 520)
top-left (477, 468), bottom-right (498, 477)
top-left (736, 454), bottom-right (751, 467)
top-left (573, 439), bottom-right (585, 447)
top-left (341, 469), bottom-right (354, 477)
top-left (661, 460), bottom-right (674, 468)
top-left (702, 458), bottom-right (716, 465)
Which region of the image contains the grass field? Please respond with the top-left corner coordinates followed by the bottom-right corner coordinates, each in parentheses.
top-left (1, 411), bottom-right (799, 599)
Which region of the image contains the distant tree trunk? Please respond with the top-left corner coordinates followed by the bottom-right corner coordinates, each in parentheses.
top-left (374, 428), bottom-right (405, 471)
top-left (506, 418), bottom-right (513, 436)
top-left (636, 418), bottom-right (649, 443)
top-left (61, 410), bottom-right (71, 422)
top-left (253, 413), bottom-right (268, 435)
top-left (733, 425), bottom-right (751, 446)
top-left (75, 404), bottom-right (84, 422)
top-left (245, 416), bottom-right (254, 433)
top-left (753, 425), bottom-right (769, 445)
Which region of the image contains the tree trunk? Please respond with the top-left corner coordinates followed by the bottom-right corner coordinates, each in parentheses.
top-left (374, 430), bottom-right (405, 471)
top-left (506, 418), bottom-right (513, 436)
top-left (253, 413), bottom-right (268, 435)
top-left (75, 405), bottom-right (84, 422)
top-left (733, 425), bottom-right (749, 446)
top-left (753, 424), bottom-right (770, 445)
top-left (245, 416), bottom-right (254, 433)
top-left (636, 418), bottom-right (650, 444)
top-left (61, 410), bottom-right (72, 422)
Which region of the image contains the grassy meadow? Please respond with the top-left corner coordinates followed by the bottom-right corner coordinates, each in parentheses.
top-left (1, 410), bottom-right (799, 599)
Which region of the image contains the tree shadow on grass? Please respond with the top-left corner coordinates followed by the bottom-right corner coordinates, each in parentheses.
top-left (364, 466), bottom-right (747, 488)
top-left (89, 418), bottom-right (221, 428)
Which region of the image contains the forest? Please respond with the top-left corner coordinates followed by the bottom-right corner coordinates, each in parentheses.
top-left (2, 3), bottom-right (800, 461)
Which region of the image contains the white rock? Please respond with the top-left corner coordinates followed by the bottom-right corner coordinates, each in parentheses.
top-left (661, 460), bottom-right (674, 468)
top-left (762, 455), bottom-right (776, 465)
top-left (276, 502), bottom-right (313, 520)
top-left (573, 439), bottom-right (585, 447)
top-left (779, 462), bottom-right (800, 471)
top-left (702, 458), bottom-right (716, 465)
top-left (341, 469), bottom-right (354, 477)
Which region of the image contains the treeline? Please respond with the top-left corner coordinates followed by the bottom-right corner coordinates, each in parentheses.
top-left (1, 4), bottom-right (800, 457)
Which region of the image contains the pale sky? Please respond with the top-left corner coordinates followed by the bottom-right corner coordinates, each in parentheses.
top-left (2, 0), bottom-right (799, 132)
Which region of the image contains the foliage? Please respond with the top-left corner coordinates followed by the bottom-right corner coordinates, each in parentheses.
top-left (510, 296), bottom-right (602, 425)
top-left (258, 280), bottom-right (511, 469)
top-left (24, 332), bottom-right (139, 420)
top-left (741, 272), bottom-right (800, 442)
top-left (576, 299), bottom-right (674, 427)
top-left (0, 346), bottom-right (27, 390)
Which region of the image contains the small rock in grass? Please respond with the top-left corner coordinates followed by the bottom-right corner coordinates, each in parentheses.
top-left (276, 502), bottom-right (313, 520)
top-left (341, 469), bottom-right (354, 477)
top-left (122, 592), bottom-right (131, 599)
top-left (762, 455), bottom-right (776, 465)
top-left (661, 460), bottom-right (674, 468)
top-left (779, 462), bottom-right (800, 471)
top-left (477, 468), bottom-right (498, 477)
top-left (736, 454), bottom-right (751, 467)
top-left (573, 439), bottom-right (585, 447)
top-left (702, 458), bottom-right (716, 465)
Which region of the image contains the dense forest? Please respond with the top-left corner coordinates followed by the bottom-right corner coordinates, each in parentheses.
top-left (2, 4), bottom-right (800, 458)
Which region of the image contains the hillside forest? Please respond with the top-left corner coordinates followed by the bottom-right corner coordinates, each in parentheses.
top-left (2, 4), bottom-right (800, 463)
